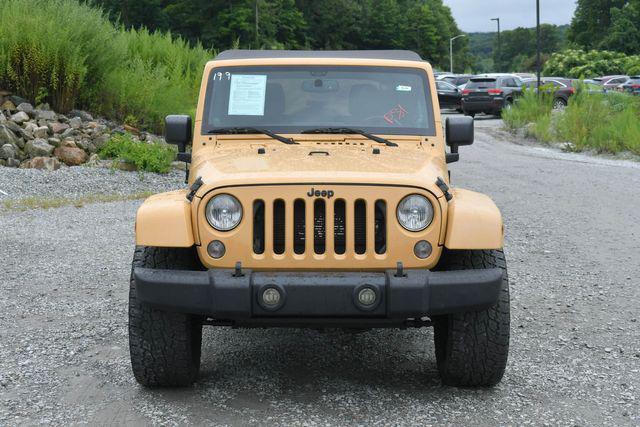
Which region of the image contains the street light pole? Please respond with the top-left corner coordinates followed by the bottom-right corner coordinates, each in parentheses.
top-left (449, 34), bottom-right (467, 73)
top-left (491, 18), bottom-right (501, 72)
top-left (536, 0), bottom-right (541, 89)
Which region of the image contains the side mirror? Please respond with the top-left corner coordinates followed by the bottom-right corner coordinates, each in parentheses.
top-left (164, 115), bottom-right (192, 153)
top-left (445, 116), bottom-right (474, 163)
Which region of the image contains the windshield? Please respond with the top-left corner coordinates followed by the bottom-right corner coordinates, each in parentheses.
top-left (202, 66), bottom-right (435, 136)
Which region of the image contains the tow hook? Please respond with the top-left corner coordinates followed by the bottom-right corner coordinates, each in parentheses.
top-left (436, 177), bottom-right (453, 202)
top-left (186, 176), bottom-right (204, 202)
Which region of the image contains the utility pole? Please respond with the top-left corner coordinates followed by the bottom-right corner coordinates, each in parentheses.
top-left (491, 18), bottom-right (501, 72)
top-left (536, 0), bottom-right (541, 89)
top-left (449, 35), bottom-right (467, 74)
top-left (255, 0), bottom-right (259, 49)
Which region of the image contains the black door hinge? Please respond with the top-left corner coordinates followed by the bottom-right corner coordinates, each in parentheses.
top-left (186, 176), bottom-right (204, 202)
top-left (436, 177), bottom-right (453, 202)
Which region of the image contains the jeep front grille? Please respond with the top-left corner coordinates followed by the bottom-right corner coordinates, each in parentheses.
top-left (197, 185), bottom-right (442, 270)
top-left (252, 198), bottom-right (387, 257)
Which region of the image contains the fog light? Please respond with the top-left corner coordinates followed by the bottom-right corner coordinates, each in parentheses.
top-left (358, 288), bottom-right (377, 306)
top-left (414, 240), bottom-right (432, 259)
top-left (207, 240), bottom-right (226, 259)
top-left (262, 288), bottom-right (281, 306)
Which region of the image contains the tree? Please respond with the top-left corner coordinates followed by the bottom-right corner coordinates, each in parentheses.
top-left (599, 1), bottom-right (640, 55)
top-left (568, 0), bottom-right (626, 49)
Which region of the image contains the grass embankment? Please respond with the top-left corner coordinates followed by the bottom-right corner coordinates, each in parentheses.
top-left (2, 192), bottom-right (154, 212)
top-left (503, 88), bottom-right (640, 155)
top-left (0, 0), bottom-right (211, 132)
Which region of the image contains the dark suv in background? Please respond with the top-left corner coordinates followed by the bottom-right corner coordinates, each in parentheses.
top-left (461, 75), bottom-right (523, 117)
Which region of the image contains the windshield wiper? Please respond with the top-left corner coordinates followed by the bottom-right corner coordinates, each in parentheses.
top-left (301, 128), bottom-right (398, 147)
top-left (206, 127), bottom-right (298, 145)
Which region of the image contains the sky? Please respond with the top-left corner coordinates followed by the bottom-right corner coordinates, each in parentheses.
top-left (442, 0), bottom-right (578, 32)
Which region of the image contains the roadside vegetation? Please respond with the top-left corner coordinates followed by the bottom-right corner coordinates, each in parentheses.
top-left (503, 88), bottom-right (640, 155)
top-left (0, 0), bottom-right (210, 132)
top-left (98, 134), bottom-right (176, 173)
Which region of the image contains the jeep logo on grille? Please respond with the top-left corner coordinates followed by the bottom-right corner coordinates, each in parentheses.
top-left (307, 188), bottom-right (334, 199)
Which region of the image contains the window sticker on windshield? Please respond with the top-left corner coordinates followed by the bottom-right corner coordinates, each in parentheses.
top-left (228, 74), bottom-right (267, 116)
top-left (396, 85), bottom-right (412, 92)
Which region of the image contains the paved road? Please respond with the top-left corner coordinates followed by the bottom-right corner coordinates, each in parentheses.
top-left (1, 117), bottom-right (639, 425)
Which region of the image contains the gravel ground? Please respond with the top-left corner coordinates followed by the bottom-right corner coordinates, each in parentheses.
top-left (0, 165), bottom-right (184, 201)
top-left (1, 116), bottom-right (639, 425)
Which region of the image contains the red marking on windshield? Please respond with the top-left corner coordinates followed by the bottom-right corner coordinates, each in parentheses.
top-left (384, 104), bottom-right (407, 124)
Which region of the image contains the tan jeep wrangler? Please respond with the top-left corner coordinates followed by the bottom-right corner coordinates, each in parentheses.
top-left (129, 50), bottom-right (509, 388)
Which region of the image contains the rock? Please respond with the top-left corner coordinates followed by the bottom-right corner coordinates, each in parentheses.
top-left (10, 111), bottom-right (30, 124)
top-left (0, 144), bottom-right (17, 160)
top-left (25, 138), bottom-right (54, 157)
top-left (49, 122), bottom-right (69, 135)
top-left (33, 126), bottom-right (49, 139)
top-left (22, 122), bottom-right (37, 140)
top-left (68, 117), bottom-right (82, 129)
top-left (47, 137), bottom-right (61, 147)
top-left (5, 158), bottom-right (20, 167)
top-left (68, 110), bottom-right (93, 121)
top-left (60, 128), bottom-right (76, 139)
top-left (92, 134), bottom-right (110, 149)
top-left (76, 139), bottom-right (96, 153)
top-left (16, 103), bottom-right (35, 116)
top-left (115, 160), bottom-right (137, 171)
top-left (10, 95), bottom-right (29, 106)
top-left (21, 156), bottom-right (61, 171)
top-left (0, 125), bottom-right (20, 146)
top-left (54, 146), bottom-right (87, 166)
top-left (123, 124), bottom-right (140, 134)
top-left (35, 109), bottom-right (57, 121)
top-left (36, 102), bottom-right (51, 110)
top-left (1, 100), bottom-right (16, 112)
top-left (86, 153), bottom-right (100, 166)
top-left (60, 138), bottom-right (77, 148)
top-left (0, 111), bottom-right (5, 124)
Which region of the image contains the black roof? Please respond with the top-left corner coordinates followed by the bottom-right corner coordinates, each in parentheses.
top-left (215, 49), bottom-right (423, 62)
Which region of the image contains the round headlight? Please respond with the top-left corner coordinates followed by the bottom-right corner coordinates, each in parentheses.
top-left (205, 194), bottom-right (243, 231)
top-left (397, 195), bottom-right (433, 232)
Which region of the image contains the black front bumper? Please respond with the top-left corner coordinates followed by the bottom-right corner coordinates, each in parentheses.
top-left (133, 268), bottom-right (503, 325)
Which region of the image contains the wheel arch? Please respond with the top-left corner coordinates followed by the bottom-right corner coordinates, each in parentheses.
top-left (135, 190), bottom-right (195, 247)
top-left (444, 188), bottom-right (504, 250)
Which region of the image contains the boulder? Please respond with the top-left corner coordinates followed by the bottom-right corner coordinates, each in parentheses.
top-left (33, 126), bottom-right (49, 139)
top-left (68, 116), bottom-right (82, 129)
top-left (68, 110), bottom-right (93, 121)
top-left (10, 111), bottom-right (29, 124)
top-left (0, 125), bottom-right (20, 146)
top-left (1, 100), bottom-right (16, 112)
top-left (16, 103), bottom-right (35, 116)
top-left (25, 138), bottom-right (54, 157)
top-left (60, 138), bottom-right (77, 148)
top-left (92, 134), bottom-right (110, 149)
top-left (54, 146), bottom-right (87, 166)
top-left (76, 139), bottom-right (96, 153)
top-left (49, 122), bottom-right (69, 135)
top-left (0, 144), bottom-right (16, 160)
top-left (60, 128), bottom-right (76, 139)
top-left (35, 109), bottom-right (56, 121)
top-left (47, 137), bottom-right (61, 147)
top-left (6, 158), bottom-right (20, 168)
top-left (21, 156), bottom-right (61, 171)
top-left (10, 95), bottom-right (29, 107)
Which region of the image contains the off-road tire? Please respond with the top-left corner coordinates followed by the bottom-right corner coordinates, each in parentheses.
top-left (433, 249), bottom-right (510, 387)
top-left (129, 246), bottom-right (203, 387)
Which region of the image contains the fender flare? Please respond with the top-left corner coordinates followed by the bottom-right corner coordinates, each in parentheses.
top-left (135, 190), bottom-right (195, 247)
top-left (444, 188), bottom-right (504, 250)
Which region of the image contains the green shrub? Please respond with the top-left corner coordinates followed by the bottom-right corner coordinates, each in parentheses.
top-left (99, 133), bottom-right (176, 173)
top-left (543, 49), bottom-right (640, 78)
top-left (505, 85), bottom-right (640, 155)
top-left (502, 88), bottom-right (554, 130)
top-left (0, 0), bottom-right (211, 132)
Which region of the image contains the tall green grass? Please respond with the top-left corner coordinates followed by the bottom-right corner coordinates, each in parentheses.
top-left (503, 88), bottom-right (640, 155)
top-left (0, 0), bottom-right (211, 132)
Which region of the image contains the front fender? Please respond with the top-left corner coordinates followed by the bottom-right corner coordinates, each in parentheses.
top-left (444, 188), bottom-right (503, 250)
top-left (135, 190), bottom-right (194, 247)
